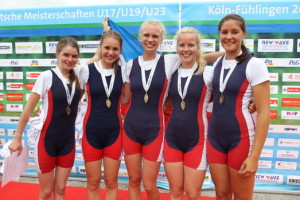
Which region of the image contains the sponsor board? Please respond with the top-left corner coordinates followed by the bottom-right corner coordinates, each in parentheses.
top-left (6, 104), bottom-right (23, 112)
top-left (270, 110), bottom-right (277, 119)
top-left (118, 169), bottom-right (129, 177)
top-left (287, 175), bottom-right (300, 185)
top-left (282, 98), bottom-right (300, 107)
top-left (255, 174), bottom-right (284, 184)
top-left (264, 138), bottom-right (275, 146)
top-left (78, 41), bottom-right (99, 53)
top-left (75, 153), bottom-right (83, 161)
top-left (78, 166), bottom-right (86, 174)
top-left (282, 73), bottom-right (300, 82)
top-left (270, 85), bottom-right (278, 94)
top-left (275, 161), bottom-right (297, 170)
top-left (157, 172), bottom-right (168, 182)
top-left (0, 82), bottom-right (3, 90)
top-left (29, 150), bottom-right (35, 158)
top-left (201, 39), bottom-right (216, 52)
top-left (6, 82), bottom-right (23, 90)
top-left (269, 73), bottom-right (278, 82)
top-left (7, 128), bottom-right (17, 136)
top-left (260, 58), bottom-right (300, 67)
top-left (258, 160), bottom-right (272, 169)
top-left (268, 124), bottom-right (300, 134)
top-left (258, 39), bottom-right (293, 52)
top-left (0, 42), bottom-right (13, 54)
top-left (298, 39), bottom-right (300, 52)
top-left (0, 138), bottom-right (6, 146)
top-left (158, 39), bottom-right (176, 52)
top-left (26, 72), bottom-right (42, 79)
top-left (270, 98), bottom-right (278, 107)
top-left (281, 111), bottom-right (300, 120)
top-left (6, 93), bottom-right (23, 101)
top-left (15, 42), bottom-right (43, 54)
top-left (0, 104), bottom-right (4, 111)
top-left (220, 39), bottom-right (254, 52)
top-left (45, 41), bottom-right (58, 54)
top-left (260, 149), bottom-right (273, 158)
top-left (0, 93), bottom-right (3, 101)
top-left (26, 83), bottom-right (35, 90)
top-left (282, 86), bottom-right (300, 94)
top-left (277, 150), bottom-right (299, 159)
top-left (0, 58), bottom-right (89, 67)
top-left (278, 138), bottom-right (300, 147)
top-left (6, 71), bottom-right (23, 79)
top-left (0, 72), bottom-right (3, 79)
top-left (0, 128), bottom-right (5, 136)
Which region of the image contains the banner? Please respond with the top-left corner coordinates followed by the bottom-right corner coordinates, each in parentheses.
top-left (0, 0), bottom-right (300, 192)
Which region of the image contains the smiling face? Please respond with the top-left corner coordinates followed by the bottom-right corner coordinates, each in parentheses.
top-left (219, 19), bottom-right (246, 59)
top-left (140, 23), bottom-right (163, 55)
top-left (100, 37), bottom-right (121, 68)
top-left (56, 46), bottom-right (79, 72)
top-left (177, 33), bottom-right (199, 68)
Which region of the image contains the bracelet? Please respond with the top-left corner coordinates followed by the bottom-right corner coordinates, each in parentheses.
top-left (15, 133), bottom-right (22, 137)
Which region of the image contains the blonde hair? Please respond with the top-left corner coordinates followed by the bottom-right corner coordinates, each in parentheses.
top-left (139, 20), bottom-right (166, 39)
top-left (174, 27), bottom-right (206, 75)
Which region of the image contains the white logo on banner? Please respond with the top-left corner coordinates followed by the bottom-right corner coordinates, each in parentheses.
top-left (0, 72), bottom-right (3, 79)
top-left (282, 86), bottom-right (300, 94)
top-left (26, 72), bottom-right (42, 79)
top-left (258, 160), bottom-right (272, 169)
top-left (269, 73), bottom-right (278, 82)
top-left (278, 138), bottom-right (300, 147)
top-left (268, 125), bottom-right (300, 134)
top-left (220, 39), bottom-right (253, 52)
top-left (6, 71), bottom-right (23, 79)
top-left (281, 111), bottom-right (300, 120)
top-left (201, 39), bottom-right (216, 52)
top-left (15, 42), bottom-right (43, 54)
top-left (275, 161), bottom-right (297, 170)
top-left (6, 82), bottom-right (23, 90)
top-left (0, 43), bottom-right (13, 54)
top-left (78, 41), bottom-right (99, 53)
top-left (258, 39), bottom-right (293, 52)
top-left (45, 41), bottom-right (58, 54)
top-left (282, 73), bottom-right (300, 82)
top-left (287, 176), bottom-right (300, 185)
top-left (158, 39), bottom-right (176, 52)
top-left (270, 98), bottom-right (278, 107)
top-left (6, 104), bottom-right (23, 112)
top-left (264, 138), bottom-right (275, 146)
top-left (277, 150), bottom-right (299, 159)
top-left (270, 85), bottom-right (278, 94)
top-left (255, 174), bottom-right (284, 185)
top-left (260, 149), bottom-right (273, 158)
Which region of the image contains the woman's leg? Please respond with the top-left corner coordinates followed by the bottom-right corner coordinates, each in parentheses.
top-left (209, 163), bottom-right (232, 200)
top-left (184, 167), bottom-right (206, 200)
top-left (164, 162), bottom-right (184, 200)
top-left (142, 158), bottom-right (161, 200)
top-left (103, 156), bottom-right (121, 200)
top-left (38, 171), bottom-right (55, 200)
top-left (53, 166), bottom-right (72, 200)
top-left (229, 167), bottom-right (255, 200)
top-left (124, 153), bottom-right (142, 200)
top-left (85, 160), bottom-right (102, 200)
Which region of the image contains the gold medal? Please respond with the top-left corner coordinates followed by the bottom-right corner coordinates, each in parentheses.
top-left (181, 100), bottom-right (186, 110)
top-left (106, 97), bottom-right (111, 108)
top-left (219, 93), bottom-right (225, 106)
top-left (66, 105), bottom-right (71, 116)
top-left (144, 93), bottom-right (149, 103)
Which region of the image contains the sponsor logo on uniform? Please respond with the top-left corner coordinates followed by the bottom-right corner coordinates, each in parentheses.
top-left (255, 174), bottom-right (284, 184)
top-left (258, 39), bottom-right (293, 52)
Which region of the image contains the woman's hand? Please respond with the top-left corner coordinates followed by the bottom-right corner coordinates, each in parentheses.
top-left (237, 156), bottom-right (258, 178)
top-left (102, 17), bottom-right (111, 32)
top-left (8, 137), bottom-right (23, 156)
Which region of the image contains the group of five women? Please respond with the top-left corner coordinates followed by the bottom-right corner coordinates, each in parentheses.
top-left (9, 13), bottom-right (270, 200)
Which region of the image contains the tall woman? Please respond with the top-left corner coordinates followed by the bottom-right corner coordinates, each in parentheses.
top-left (164, 27), bottom-right (210, 200)
top-left (9, 37), bottom-right (82, 200)
top-left (77, 30), bottom-right (125, 200)
top-left (207, 14), bottom-right (270, 199)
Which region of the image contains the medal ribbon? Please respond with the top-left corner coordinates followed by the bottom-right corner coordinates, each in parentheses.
top-left (219, 57), bottom-right (237, 94)
top-left (177, 62), bottom-right (198, 101)
top-left (96, 61), bottom-right (115, 99)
